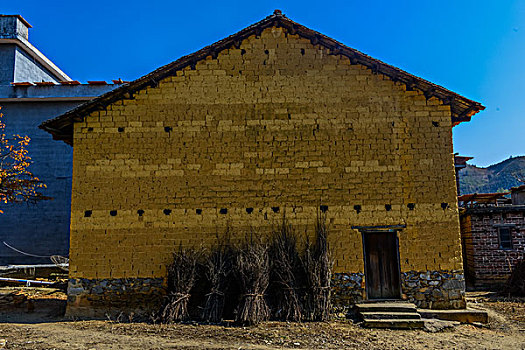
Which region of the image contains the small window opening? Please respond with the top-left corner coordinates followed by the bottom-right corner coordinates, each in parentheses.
top-left (84, 210), bottom-right (92, 217)
top-left (385, 204), bottom-right (392, 211)
top-left (196, 209), bottom-right (202, 215)
top-left (219, 208), bottom-right (228, 214)
top-left (246, 207), bottom-right (254, 214)
top-left (271, 207), bottom-right (280, 213)
top-left (137, 209), bottom-right (144, 216)
top-left (118, 127), bottom-right (125, 132)
top-left (320, 205), bottom-right (328, 213)
top-left (354, 205), bottom-right (361, 214)
top-left (163, 209), bottom-right (171, 215)
top-left (499, 227), bottom-right (513, 249)
top-left (110, 210), bottom-right (117, 216)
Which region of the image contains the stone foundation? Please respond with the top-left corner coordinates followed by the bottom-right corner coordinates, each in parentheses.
top-left (401, 270), bottom-right (466, 309)
top-left (332, 272), bottom-right (366, 308)
top-left (332, 270), bottom-right (466, 310)
top-left (67, 270), bottom-right (466, 318)
top-left (66, 278), bottom-right (166, 319)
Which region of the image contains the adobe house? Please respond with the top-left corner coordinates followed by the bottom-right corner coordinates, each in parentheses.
top-left (40, 11), bottom-right (484, 317)
top-left (0, 14), bottom-right (119, 265)
top-left (460, 186), bottom-right (525, 288)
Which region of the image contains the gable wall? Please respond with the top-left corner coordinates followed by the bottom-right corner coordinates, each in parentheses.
top-left (13, 46), bottom-right (60, 83)
top-left (69, 27), bottom-right (461, 282)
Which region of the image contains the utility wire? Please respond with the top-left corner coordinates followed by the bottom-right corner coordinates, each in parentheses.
top-left (2, 241), bottom-right (51, 258)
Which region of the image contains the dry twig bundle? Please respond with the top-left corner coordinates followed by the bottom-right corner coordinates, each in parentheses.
top-left (302, 214), bottom-right (333, 321)
top-left (235, 233), bottom-right (270, 325)
top-left (201, 241), bottom-right (233, 323)
top-left (270, 218), bottom-right (303, 321)
top-left (160, 246), bottom-right (200, 323)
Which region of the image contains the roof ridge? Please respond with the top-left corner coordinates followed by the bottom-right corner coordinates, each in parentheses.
top-left (39, 11), bottom-right (484, 144)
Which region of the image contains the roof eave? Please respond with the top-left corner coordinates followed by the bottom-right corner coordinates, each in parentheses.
top-left (39, 11), bottom-right (485, 143)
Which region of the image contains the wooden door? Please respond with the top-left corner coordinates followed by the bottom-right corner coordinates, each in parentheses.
top-left (363, 231), bottom-right (401, 300)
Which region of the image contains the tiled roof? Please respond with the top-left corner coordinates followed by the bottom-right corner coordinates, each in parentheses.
top-left (40, 10), bottom-right (484, 145)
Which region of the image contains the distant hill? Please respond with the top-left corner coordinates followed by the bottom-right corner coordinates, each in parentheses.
top-left (459, 156), bottom-right (525, 194)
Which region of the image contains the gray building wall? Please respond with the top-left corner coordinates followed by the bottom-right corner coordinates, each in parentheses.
top-left (0, 14), bottom-right (119, 264)
top-left (0, 44), bottom-right (15, 84)
top-left (14, 46), bottom-right (59, 83)
top-left (0, 15), bottom-right (69, 85)
top-left (0, 101), bottom-right (77, 264)
top-left (0, 84), bottom-right (118, 265)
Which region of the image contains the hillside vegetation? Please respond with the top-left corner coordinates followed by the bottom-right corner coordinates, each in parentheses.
top-left (459, 156), bottom-right (525, 194)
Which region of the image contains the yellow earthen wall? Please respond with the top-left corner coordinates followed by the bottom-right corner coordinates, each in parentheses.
top-left (69, 26), bottom-right (462, 280)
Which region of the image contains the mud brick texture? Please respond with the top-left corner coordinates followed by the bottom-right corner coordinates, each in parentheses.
top-left (65, 26), bottom-right (465, 313)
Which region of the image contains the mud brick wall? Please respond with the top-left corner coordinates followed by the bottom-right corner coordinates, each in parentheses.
top-left (67, 26), bottom-right (463, 312)
top-left (461, 208), bottom-right (525, 287)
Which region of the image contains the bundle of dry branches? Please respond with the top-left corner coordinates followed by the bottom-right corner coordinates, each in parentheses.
top-left (201, 241), bottom-right (233, 323)
top-left (160, 246), bottom-right (200, 323)
top-left (235, 233), bottom-right (270, 325)
top-left (269, 217), bottom-right (303, 321)
top-left (302, 214), bottom-right (333, 321)
top-left (505, 258), bottom-right (525, 296)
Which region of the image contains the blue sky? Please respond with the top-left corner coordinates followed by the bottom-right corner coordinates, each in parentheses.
top-left (3, 1), bottom-right (524, 167)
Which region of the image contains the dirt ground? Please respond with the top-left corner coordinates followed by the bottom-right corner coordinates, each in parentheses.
top-left (0, 287), bottom-right (524, 349)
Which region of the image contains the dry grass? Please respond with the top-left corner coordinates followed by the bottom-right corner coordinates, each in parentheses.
top-left (302, 214), bottom-right (333, 321)
top-left (160, 246), bottom-right (201, 323)
top-left (269, 217), bottom-right (303, 321)
top-left (234, 232), bottom-right (271, 325)
top-left (160, 217), bottom-right (334, 325)
top-left (201, 234), bottom-right (233, 323)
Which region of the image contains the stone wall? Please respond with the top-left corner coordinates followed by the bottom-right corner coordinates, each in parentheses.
top-left (69, 268), bottom-right (466, 319)
top-left (66, 278), bottom-right (165, 318)
top-left (401, 270), bottom-right (465, 309)
top-left (66, 25), bottom-right (463, 314)
top-left (332, 270), bottom-right (465, 310)
top-left (331, 272), bottom-right (365, 308)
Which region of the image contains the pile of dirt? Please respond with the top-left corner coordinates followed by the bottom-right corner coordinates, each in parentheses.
top-left (0, 287), bottom-right (66, 323)
top-left (0, 291), bottom-right (27, 307)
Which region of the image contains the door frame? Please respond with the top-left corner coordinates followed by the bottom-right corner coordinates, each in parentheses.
top-left (360, 228), bottom-right (403, 300)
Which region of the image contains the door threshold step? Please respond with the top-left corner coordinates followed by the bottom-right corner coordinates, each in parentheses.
top-left (417, 308), bottom-right (488, 324)
top-left (360, 311), bottom-right (421, 320)
top-left (362, 318), bottom-right (424, 329)
top-left (355, 302), bottom-right (417, 313)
